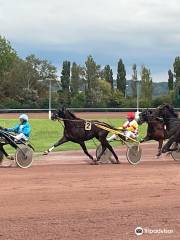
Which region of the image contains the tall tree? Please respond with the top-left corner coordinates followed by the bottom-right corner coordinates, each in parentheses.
top-left (173, 57), bottom-right (180, 107)
top-left (117, 59), bottom-right (126, 96)
top-left (173, 57), bottom-right (180, 82)
top-left (59, 61), bottom-right (71, 106)
top-left (131, 64), bottom-right (137, 98)
top-left (0, 36), bottom-right (17, 74)
top-left (103, 65), bottom-right (114, 90)
top-left (168, 69), bottom-right (174, 91)
top-left (140, 65), bottom-right (153, 103)
top-left (25, 55), bottom-right (57, 98)
top-left (61, 61), bottom-right (71, 91)
top-left (0, 36), bottom-right (18, 98)
top-left (70, 62), bottom-right (81, 95)
top-left (85, 55), bottom-right (100, 106)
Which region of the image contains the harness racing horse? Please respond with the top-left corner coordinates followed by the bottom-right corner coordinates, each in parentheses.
top-left (138, 109), bottom-right (167, 157)
top-left (44, 107), bottom-right (120, 164)
top-left (154, 104), bottom-right (180, 153)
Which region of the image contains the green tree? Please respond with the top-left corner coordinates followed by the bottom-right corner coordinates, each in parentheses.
top-left (70, 92), bottom-right (86, 108)
top-left (173, 57), bottom-right (180, 81)
top-left (131, 64), bottom-right (137, 97)
top-left (0, 36), bottom-right (17, 74)
top-left (84, 55), bottom-right (100, 106)
top-left (152, 95), bottom-right (173, 107)
top-left (71, 62), bottom-right (81, 95)
top-left (168, 69), bottom-right (174, 91)
top-left (96, 80), bottom-right (112, 107)
top-left (61, 61), bottom-right (71, 91)
top-left (117, 59), bottom-right (126, 96)
top-left (140, 65), bottom-right (153, 103)
top-left (103, 65), bottom-right (114, 90)
top-left (25, 55), bottom-right (57, 100)
top-left (173, 57), bottom-right (180, 107)
top-left (59, 61), bottom-right (71, 105)
top-left (109, 89), bottom-right (125, 107)
top-left (0, 36), bottom-right (18, 99)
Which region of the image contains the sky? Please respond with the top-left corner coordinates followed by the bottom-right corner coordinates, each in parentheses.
top-left (0, 0), bottom-right (180, 81)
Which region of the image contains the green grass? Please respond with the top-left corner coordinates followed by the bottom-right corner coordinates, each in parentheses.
top-left (0, 119), bottom-right (147, 153)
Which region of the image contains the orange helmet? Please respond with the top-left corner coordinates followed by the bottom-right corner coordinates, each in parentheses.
top-left (127, 112), bottom-right (135, 119)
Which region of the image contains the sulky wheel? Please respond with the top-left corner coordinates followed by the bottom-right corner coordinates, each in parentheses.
top-left (171, 143), bottom-right (180, 161)
top-left (96, 144), bottom-right (115, 164)
top-left (15, 144), bottom-right (33, 169)
top-left (126, 144), bottom-right (142, 165)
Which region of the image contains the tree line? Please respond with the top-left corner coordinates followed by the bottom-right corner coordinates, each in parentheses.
top-left (0, 35), bottom-right (180, 109)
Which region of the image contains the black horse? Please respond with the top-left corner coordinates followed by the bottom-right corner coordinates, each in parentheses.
top-left (44, 107), bottom-right (120, 164)
top-left (138, 109), bottom-right (167, 156)
top-left (154, 104), bottom-right (180, 153)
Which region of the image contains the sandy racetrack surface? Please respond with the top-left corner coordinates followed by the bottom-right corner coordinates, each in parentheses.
top-left (0, 111), bottom-right (128, 119)
top-left (0, 143), bottom-right (180, 240)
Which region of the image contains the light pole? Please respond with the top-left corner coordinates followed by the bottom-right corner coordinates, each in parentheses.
top-left (125, 84), bottom-right (128, 99)
top-left (135, 80), bottom-right (140, 120)
top-left (48, 78), bottom-right (52, 120)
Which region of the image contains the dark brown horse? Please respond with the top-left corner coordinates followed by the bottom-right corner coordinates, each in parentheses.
top-left (138, 109), bottom-right (167, 156)
top-left (44, 107), bottom-right (120, 164)
top-left (154, 104), bottom-right (180, 153)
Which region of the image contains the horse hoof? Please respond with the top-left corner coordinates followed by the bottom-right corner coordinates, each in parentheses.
top-left (156, 152), bottom-right (161, 158)
top-left (7, 155), bottom-right (14, 160)
top-left (43, 151), bottom-right (49, 155)
top-left (90, 160), bottom-right (99, 165)
top-left (114, 161), bottom-right (120, 164)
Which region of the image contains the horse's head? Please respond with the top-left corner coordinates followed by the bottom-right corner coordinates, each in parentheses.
top-left (138, 109), bottom-right (153, 124)
top-left (155, 104), bottom-right (177, 120)
top-left (51, 107), bottom-right (66, 120)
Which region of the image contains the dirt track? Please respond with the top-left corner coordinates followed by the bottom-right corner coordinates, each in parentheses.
top-left (0, 112), bottom-right (127, 119)
top-left (0, 143), bottom-right (180, 240)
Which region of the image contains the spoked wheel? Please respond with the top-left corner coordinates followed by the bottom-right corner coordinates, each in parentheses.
top-left (171, 143), bottom-right (180, 161)
top-left (96, 144), bottom-right (115, 164)
top-left (126, 144), bottom-right (142, 165)
top-left (15, 144), bottom-right (33, 168)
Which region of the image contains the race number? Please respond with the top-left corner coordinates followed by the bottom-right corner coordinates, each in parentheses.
top-left (85, 121), bottom-right (92, 131)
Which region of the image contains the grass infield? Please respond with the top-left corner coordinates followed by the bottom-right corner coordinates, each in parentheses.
top-left (0, 118), bottom-right (147, 153)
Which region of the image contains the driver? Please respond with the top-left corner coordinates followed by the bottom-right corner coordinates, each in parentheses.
top-left (5, 114), bottom-right (31, 142)
top-left (107, 112), bottom-right (138, 141)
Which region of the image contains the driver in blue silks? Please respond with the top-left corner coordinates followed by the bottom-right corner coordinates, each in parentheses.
top-left (5, 114), bottom-right (31, 141)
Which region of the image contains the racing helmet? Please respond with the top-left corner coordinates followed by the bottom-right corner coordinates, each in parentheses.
top-left (127, 112), bottom-right (135, 120)
top-left (19, 114), bottom-right (29, 121)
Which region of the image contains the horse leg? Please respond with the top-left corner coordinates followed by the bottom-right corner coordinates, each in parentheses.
top-left (100, 139), bottom-right (120, 164)
top-left (79, 142), bottom-right (94, 162)
top-left (0, 145), bottom-right (8, 157)
top-left (156, 139), bottom-right (163, 157)
top-left (43, 136), bottom-right (68, 155)
top-left (0, 144), bottom-right (15, 162)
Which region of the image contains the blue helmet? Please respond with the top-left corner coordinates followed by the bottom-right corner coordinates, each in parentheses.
top-left (19, 114), bottom-right (29, 121)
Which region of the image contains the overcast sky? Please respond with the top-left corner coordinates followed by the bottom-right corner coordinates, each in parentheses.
top-left (0, 0), bottom-right (180, 81)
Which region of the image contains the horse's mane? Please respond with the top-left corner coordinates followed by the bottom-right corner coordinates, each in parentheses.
top-left (66, 110), bottom-right (82, 120)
